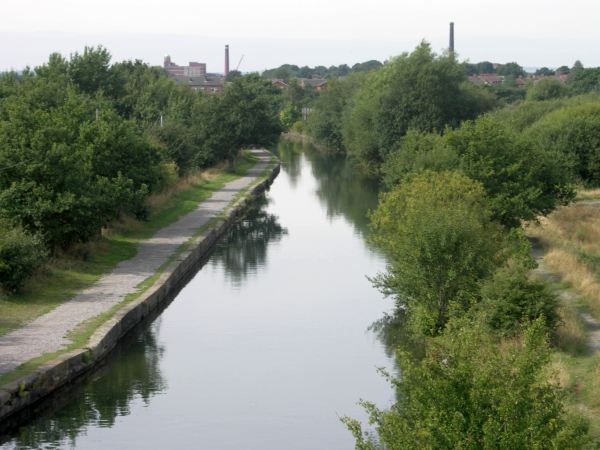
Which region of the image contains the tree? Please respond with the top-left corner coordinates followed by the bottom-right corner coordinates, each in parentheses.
top-left (479, 259), bottom-right (560, 334)
top-left (370, 171), bottom-right (504, 334)
top-left (497, 62), bottom-right (525, 78)
top-left (0, 58), bottom-right (155, 248)
top-left (351, 60), bottom-right (383, 73)
top-left (526, 78), bottom-right (567, 101)
top-left (197, 74), bottom-right (282, 163)
top-left (535, 67), bottom-right (555, 76)
top-left (68, 46), bottom-right (117, 95)
top-left (343, 320), bottom-right (590, 449)
top-left (225, 70), bottom-right (242, 82)
top-left (463, 61), bottom-right (495, 75)
top-left (342, 42), bottom-right (495, 172)
top-left (381, 129), bottom-right (458, 187)
top-left (567, 67), bottom-right (600, 94)
top-left (306, 74), bottom-right (365, 152)
top-left (524, 102), bottom-right (600, 185)
top-left (446, 114), bottom-right (575, 227)
top-left (0, 225), bottom-right (47, 292)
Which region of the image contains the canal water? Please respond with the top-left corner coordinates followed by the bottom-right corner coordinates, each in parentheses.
top-left (1, 141), bottom-right (394, 450)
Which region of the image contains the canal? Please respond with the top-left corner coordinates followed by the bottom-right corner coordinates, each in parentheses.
top-left (1, 141), bottom-right (394, 450)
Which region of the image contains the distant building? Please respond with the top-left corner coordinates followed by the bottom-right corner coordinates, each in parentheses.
top-left (270, 79), bottom-right (289, 89)
top-left (164, 56), bottom-right (206, 77)
top-left (468, 73), bottom-right (504, 86)
top-left (163, 55), bottom-right (223, 94)
top-left (173, 75), bottom-right (225, 94)
top-left (468, 72), bottom-right (569, 88)
top-left (297, 78), bottom-right (327, 92)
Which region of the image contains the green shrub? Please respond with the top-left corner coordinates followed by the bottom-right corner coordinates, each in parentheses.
top-left (370, 171), bottom-right (504, 335)
top-left (344, 319), bottom-right (591, 449)
top-left (524, 102), bottom-right (600, 185)
top-left (526, 78), bottom-right (567, 101)
top-left (381, 129), bottom-right (459, 187)
top-left (479, 261), bottom-right (560, 334)
top-left (0, 227), bottom-right (47, 292)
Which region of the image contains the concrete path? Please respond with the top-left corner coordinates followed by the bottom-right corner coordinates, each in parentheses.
top-left (0, 150), bottom-right (273, 375)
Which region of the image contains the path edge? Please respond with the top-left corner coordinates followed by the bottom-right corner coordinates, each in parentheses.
top-left (0, 159), bottom-right (280, 424)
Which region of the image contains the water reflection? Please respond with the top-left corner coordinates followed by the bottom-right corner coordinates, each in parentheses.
top-left (1, 141), bottom-right (394, 450)
top-left (211, 196), bottom-right (287, 288)
top-left (275, 141), bottom-right (303, 187)
top-left (277, 140), bottom-right (380, 237)
top-left (5, 323), bottom-right (165, 449)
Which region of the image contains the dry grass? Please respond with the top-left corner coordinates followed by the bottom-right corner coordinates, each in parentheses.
top-left (576, 187), bottom-right (600, 201)
top-left (555, 304), bottom-right (588, 355)
top-left (548, 355), bottom-right (572, 388)
top-left (546, 249), bottom-right (600, 314)
top-left (106, 165), bottom-right (225, 236)
top-left (527, 204), bottom-right (600, 317)
top-left (527, 198), bottom-right (600, 437)
top-left (0, 153), bottom-right (258, 337)
top-left (146, 166), bottom-right (222, 212)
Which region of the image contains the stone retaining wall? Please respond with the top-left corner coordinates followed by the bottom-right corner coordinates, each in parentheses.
top-left (0, 162), bottom-right (280, 426)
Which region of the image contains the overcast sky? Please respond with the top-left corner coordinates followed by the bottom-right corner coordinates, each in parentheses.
top-left (1, 0), bottom-right (599, 72)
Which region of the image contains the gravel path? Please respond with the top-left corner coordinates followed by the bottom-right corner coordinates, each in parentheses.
top-left (0, 150), bottom-right (272, 375)
top-left (531, 239), bottom-right (600, 354)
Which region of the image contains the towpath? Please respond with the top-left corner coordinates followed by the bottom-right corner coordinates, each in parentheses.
top-left (531, 212), bottom-right (600, 355)
top-left (0, 150), bottom-right (273, 375)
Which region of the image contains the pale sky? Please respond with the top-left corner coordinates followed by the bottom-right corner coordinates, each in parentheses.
top-left (1, 0), bottom-right (599, 72)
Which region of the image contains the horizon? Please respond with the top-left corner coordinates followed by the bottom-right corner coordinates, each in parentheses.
top-left (1, 30), bottom-right (599, 75)
top-left (4, 0), bottom-right (600, 72)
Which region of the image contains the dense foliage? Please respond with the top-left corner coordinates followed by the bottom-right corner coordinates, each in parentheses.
top-left (0, 225), bottom-right (47, 292)
top-left (295, 42), bottom-right (600, 448)
top-left (0, 46), bottom-right (282, 291)
top-left (344, 320), bottom-right (590, 449)
top-left (261, 60), bottom-right (382, 81)
top-left (370, 171), bottom-right (503, 334)
top-left (305, 42), bottom-right (496, 173)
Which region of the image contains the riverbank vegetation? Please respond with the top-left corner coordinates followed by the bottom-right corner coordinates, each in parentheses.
top-left (295, 41), bottom-right (600, 447)
top-left (526, 198), bottom-right (600, 434)
top-left (0, 47), bottom-right (282, 317)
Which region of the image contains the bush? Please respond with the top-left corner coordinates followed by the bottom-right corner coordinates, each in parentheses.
top-left (446, 114), bottom-right (575, 227)
top-left (381, 129), bottom-right (459, 187)
top-left (343, 319), bottom-right (591, 449)
top-left (341, 42), bottom-right (495, 173)
top-left (527, 78), bottom-right (567, 101)
top-left (0, 227), bottom-right (47, 292)
top-left (370, 171), bottom-right (504, 334)
top-left (524, 102), bottom-right (600, 185)
top-left (480, 260), bottom-right (560, 334)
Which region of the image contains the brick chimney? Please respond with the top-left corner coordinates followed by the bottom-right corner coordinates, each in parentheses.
top-left (225, 45), bottom-right (230, 78)
top-left (449, 22), bottom-right (455, 56)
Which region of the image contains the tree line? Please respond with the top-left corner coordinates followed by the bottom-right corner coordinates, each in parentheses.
top-left (0, 46), bottom-right (283, 292)
top-left (261, 60), bottom-right (383, 82)
top-left (301, 41), bottom-right (600, 447)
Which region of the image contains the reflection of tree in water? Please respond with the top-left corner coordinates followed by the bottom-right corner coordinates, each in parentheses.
top-left (212, 195), bottom-right (287, 287)
top-left (277, 140), bottom-right (381, 237)
top-left (274, 140), bottom-right (303, 187)
top-left (369, 311), bottom-right (426, 379)
top-left (7, 321), bottom-right (166, 449)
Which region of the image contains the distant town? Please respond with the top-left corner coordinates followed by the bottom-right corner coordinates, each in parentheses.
top-left (163, 41), bottom-right (572, 97)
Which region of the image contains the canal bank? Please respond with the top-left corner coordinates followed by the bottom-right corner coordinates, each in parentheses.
top-left (0, 140), bottom-right (393, 450)
top-left (0, 149), bottom-right (279, 426)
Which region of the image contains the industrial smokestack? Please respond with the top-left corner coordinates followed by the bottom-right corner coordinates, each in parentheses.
top-left (449, 22), bottom-right (455, 56)
top-left (225, 45), bottom-right (230, 78)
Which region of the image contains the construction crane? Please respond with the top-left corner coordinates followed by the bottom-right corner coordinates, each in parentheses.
top-left (235, 55), bottom-right (244, 72)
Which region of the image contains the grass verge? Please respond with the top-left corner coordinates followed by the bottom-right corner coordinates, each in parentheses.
top-left (0, 154), bottom-right (257, 337)
top-left (526, 190), bottom-right (600, 438)
top-left (0, 153), bottom-right (277, 386)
